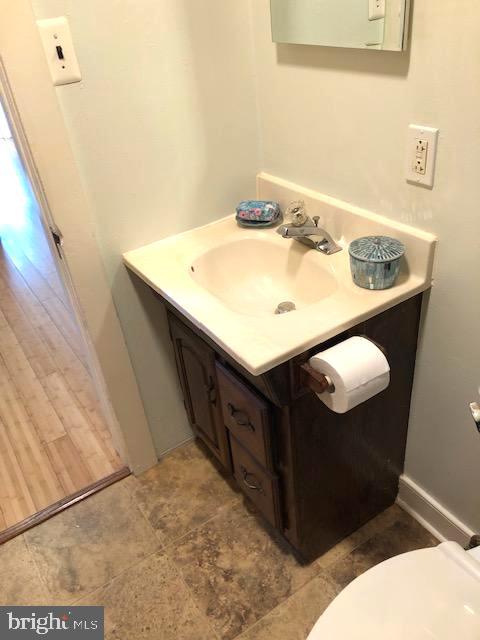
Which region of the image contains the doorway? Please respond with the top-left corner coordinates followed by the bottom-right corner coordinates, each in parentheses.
top-left (0, 99), bottom-right (126, 537)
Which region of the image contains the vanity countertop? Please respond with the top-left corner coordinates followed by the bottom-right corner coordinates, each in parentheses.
top-left (123, 173), bottom-right (437, 375)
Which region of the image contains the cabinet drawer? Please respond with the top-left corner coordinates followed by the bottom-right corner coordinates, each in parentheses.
top-left (230, 435), bottom-right (281, 529)
top-left (216, 362), bottom-right (273, 469)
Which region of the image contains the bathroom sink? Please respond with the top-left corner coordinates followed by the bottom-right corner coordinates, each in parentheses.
top-left (190, 237), bottom-right (338, 316)
top-left (123, 173), bottom-right (436, 375)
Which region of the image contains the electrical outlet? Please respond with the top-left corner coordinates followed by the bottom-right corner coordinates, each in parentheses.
top-left (414, 138), bottom-right (428, 175)
top-left (37, 16), bottom-right (81, 86)
top-left (406, 125), bottom-right (439, 188)
top-left (369, 0), bottom-right (385, 20)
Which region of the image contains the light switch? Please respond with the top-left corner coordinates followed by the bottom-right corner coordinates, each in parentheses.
top-left (369, 0), bottom-right (385, 20)
top-left (37, 17), bottom-right (81, 86)
top-left (406, 125), bottom-right (439, 188)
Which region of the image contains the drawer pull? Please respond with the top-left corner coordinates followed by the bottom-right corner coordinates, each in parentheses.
top-left (240, 465), bottom-right (264, 494)
top-left (228, 403), bottom-right (255, 431)
top-left (205, 377), bottom-right (217, 405)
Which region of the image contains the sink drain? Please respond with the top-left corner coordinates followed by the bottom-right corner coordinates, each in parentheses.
top-left (275, 301), bottom-right (296, 315)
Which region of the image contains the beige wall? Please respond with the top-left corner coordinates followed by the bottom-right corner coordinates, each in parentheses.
top-left (31, 0), bottom-right (259, 455)
top-left (251, 0), bottom-right (480, 531)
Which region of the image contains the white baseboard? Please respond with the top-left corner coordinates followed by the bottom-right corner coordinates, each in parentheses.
top-left (397, 475), bottom-right (475, 548)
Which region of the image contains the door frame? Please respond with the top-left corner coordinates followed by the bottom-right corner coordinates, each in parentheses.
top-left (0, 0), bottom-right (157, 474)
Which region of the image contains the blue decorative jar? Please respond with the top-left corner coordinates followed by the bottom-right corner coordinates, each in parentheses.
top-left (349, 236), bottom-right (405, 290)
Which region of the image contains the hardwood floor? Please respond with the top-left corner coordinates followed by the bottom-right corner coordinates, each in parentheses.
top-left (0, 130), bottom-right (124, 533)
top-left (0, 243), bottom-right (124, 531)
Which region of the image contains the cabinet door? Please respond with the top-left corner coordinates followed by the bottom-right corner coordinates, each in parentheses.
top-left (168, 313), bottom-right (230, 470)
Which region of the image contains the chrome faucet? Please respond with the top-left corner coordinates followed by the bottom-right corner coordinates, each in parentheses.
top-left (276, 201), bottom-right (342, 256)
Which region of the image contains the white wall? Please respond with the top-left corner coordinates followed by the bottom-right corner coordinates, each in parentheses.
top-left (31, 0), bottom-right (259, 455)
top-left (251, 0), bottom-right (480, 532)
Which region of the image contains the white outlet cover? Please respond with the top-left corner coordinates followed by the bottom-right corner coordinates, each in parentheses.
top-left (406, 125), bottom-right (439, 188)
top-left (37, 17), bottom-right (81, 86)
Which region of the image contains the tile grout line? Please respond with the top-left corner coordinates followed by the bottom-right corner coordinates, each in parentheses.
top-left (238, 565), bottom-right (344, 640)
top-left (160, 497), bottom-right (248, 640)
top-left (226, 563), bottom-right (325, 640)
top-left (22, 533), bottom-right (58, 604)
top-left (161, 495), bottom-right (241, 552)
top-left (67, 484), bottom-right (238, 611)
top-left (43, 545), bottom-right (160, 605)
top-left (226, 514), bottom-right (408, 640)
top-left (22, 479), bottom-right (162, 606)
top-left (18, 474), bottom-right (228, 608)
top-left (159, 490), bottom-right (406, 639)
top-left (168, 554), bottom-right (222, 640)
top-left (66, 547), bottom-right (219, 640)
top-left (230, 573), bottom-right (325, 640)
top-left (66, 543), bottom-right (165, 607)
top-left (314, 508), bottom-right (407, 572)
top-left (121, 477), bottom-right (168, 549)
top-left (163, 496), bottom-right (324, 640)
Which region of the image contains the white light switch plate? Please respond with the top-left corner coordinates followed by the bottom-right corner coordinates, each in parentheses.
top-left (37, 16), bottom-right (81, 86)
top-left (369, 0), bottom-right (385, 20)
top-left (406, 125), bottom-right (439, 188)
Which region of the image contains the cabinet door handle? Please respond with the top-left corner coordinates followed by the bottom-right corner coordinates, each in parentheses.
top-left (240, 465), bottom-right (264, 494)
top-left (227, 403), bottom-right (255, 432)
top-left (206, 377), bottom-right (217, 406)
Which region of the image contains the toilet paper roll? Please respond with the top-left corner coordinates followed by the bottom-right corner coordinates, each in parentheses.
top-left (309, 336), bottom-right (390, 414)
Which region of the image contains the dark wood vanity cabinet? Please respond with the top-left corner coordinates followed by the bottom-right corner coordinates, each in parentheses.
top-left (168, 314), bottom-right (230, 470)
top-left (165, 294), bottom-right (423, 563)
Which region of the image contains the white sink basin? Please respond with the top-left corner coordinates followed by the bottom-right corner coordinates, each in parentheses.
top-left (123, 173), bottom-right (436, 375)
top-left (190, 237), bottom-right (338, 317)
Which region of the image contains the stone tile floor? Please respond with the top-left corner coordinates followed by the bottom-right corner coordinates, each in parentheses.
top-left (0, 441), bottom-right (438, 639)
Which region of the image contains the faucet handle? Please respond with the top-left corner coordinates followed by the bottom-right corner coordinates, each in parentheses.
top-left (286, 200), bottom-right (308, 227)
top-left (312, 216), bottom-right (320, 227)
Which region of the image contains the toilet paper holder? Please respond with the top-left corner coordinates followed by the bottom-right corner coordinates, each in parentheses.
top-left (299, 363), bottom-right (335, 394)
top-left (299, 338), bottom-right (387, 397)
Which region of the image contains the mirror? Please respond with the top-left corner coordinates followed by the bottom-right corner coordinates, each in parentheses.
top-left (270, 0), bottom-right (410, 52)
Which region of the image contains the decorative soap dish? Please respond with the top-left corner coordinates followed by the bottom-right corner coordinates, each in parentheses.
top-left (235, 200), bottom-right (282, 228)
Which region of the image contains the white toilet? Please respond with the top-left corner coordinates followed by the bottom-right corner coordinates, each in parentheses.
top-left (308, 542), bottom-right (480, 639)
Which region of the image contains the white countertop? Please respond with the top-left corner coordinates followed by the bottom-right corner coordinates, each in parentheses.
top-left (123, 174), bottom-right (437, 376)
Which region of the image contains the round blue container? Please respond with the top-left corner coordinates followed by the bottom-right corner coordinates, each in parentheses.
top-left (349, 236), bottom-right (405, 290)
